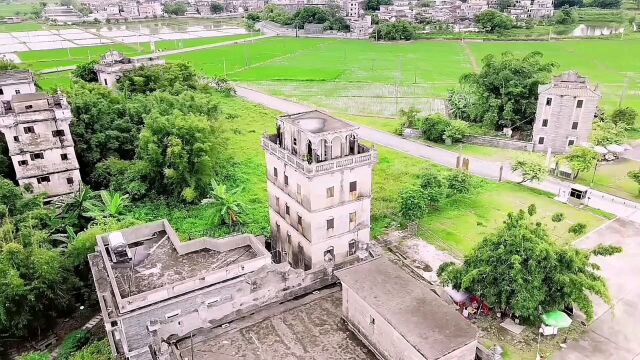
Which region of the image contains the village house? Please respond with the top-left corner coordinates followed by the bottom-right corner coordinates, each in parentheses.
top-left (532, 71), bottom-right (601, 154)
top-left (0, 71), bottom-right (81, 199)
top-left (94, 51), bottom-right (165, 88)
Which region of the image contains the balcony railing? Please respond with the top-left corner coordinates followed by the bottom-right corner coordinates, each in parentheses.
top-left (262, 136), bottom-right (377, 176)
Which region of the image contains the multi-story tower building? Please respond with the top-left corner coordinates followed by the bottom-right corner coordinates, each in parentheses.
top-left (262, 111), bottom-right (377, 270)
top-left (0, 71), bottom-right (81, 199)
top-left (532, 71), bottom-right (601, 154)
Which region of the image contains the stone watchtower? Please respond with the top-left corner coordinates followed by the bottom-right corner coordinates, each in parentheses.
top-left (0, 71), bottom-right (81, 199)
top-left (95, 51), bottom-right (165, 88)
top-left (262, 111), bottom-right (377, 270)
top-left (532, 71), bottom-right (601, 154)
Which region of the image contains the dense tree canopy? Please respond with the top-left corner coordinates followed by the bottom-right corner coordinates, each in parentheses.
top-left (72, 59), bottom-right (99, 83)
top-left (448, 51), bottom-right (556, 130)
top-left (438, 209), bottom-right (621, 322)
top-left (561, 147), bottom-right (599, 179)
top-left (117, 62), bottom-right (200, 95)
top-left (364, 0), bottom-right (393, 11)
top-left (209, 1), bottom-right (224, 14)
top-left (372, 20), bottom-right (418, 41)
top-left (474, 10), bottom-right (515, 33)
top-left (163, 1), bottom-right (188, 15)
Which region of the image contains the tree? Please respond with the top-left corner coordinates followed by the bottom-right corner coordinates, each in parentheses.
top-left (163, 1), bottom-right (188, 15)
top-left (591, 119), bottom-right (627, 146)
top-left (512, 156), bottom-right (547, 183)
top-left (203, 179), bottom-right (246, 225)
top-left (83, 191), bottom-right (130, 221)
top-left (117, 62), bottom-right (199, 95)
top-left (0, 58), bottom-right (19, 71)
top-left (365, 0), bottom-right (393, 11)
top-left (452, 52), bottom-right (556, 129)
top-left (497, 0), bottom-right (514, 11)
top-left (568, 222), bottom-right (587, 236)
top-left (527, 203), bottom-right (537, 216)
top-left (419, 113), bottom-right (450, 142)
top-left (137, 111), bottom-right (228, 202)
top-left (561, 147), bottom-right (599, 180)
top-left (628, 169), bottom-right (640, 195)
top-left (609, 107), bottom-right (638, 128)
top-left (372, 20), bottom-right (417, 41)
top-left (399, 107), bottom-right (421, 129)
top-left (443, 119), bottom-right (470, 143)
top-left (438, 208), bottom-right (621, 322)
top-left (72, 60), bottom-right (99, 83)
top-left (553, 6), bottom-right (577, 25)
top-left (588, 0), bottom-right (622, 8)
top-left (209, 1), bottom-right (224, 13)
top-left (554, 0), bottom-right (583, 8)
top-left (474, 10), bottom-right (515, 33)
top-left (399, 187), bottom-right (428, 221)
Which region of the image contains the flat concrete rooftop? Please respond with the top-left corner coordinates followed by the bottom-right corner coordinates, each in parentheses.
top-left (113, 238), bottom-right (257, 298)
top-left (336, 257), bottom-right (478, 359)
top-left (280, 110), bottom-right (357, 134)
top-left (176, 291), bottom-right (376, 360)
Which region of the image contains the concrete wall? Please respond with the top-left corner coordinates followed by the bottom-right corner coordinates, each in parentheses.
top-left (463, 135), bottom-right (533, 152)
top-left (97, 71), bottom-right (120, 88)
top-left (13, 99), bottom-right (50, 113)
top-left (12, 146), bottom-right (78, 180)
top-left (2, 117), bottom-right (73, 155)
top-left (0, 82), bottom-right (36, 101)
top-left (532, 92), bottom-right (598, 154)
top-left (341, 283), bottom-right (426, 360)
top-left (18, 168), bottom-right (81, 197)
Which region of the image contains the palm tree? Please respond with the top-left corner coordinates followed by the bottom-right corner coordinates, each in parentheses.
top-left (54, 183), bottom-right (93, 230)
top-left (84, 191), bottom-right (130, 221)
top-left (202, 179), bottom-right (245, 226)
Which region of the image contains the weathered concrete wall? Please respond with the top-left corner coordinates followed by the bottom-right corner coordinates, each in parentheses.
top-left (463, 135), bottom-right (533, 152)
top-left (0, 82), bottom-right (35, 101)
top-left (341, 283), bottom-right (427, 360)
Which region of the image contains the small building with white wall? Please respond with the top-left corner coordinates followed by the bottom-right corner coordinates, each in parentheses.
top-left (0, 70), bottom-right (36, 101)
top-left (336, 257), bottom-right (479, 360)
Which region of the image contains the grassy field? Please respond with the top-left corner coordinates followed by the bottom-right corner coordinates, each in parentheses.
top-left (0, 2), bottom-right (33, 17)
top-left (0, 21), bottom-right (44, 32)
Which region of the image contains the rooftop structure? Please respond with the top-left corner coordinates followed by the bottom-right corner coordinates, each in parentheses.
top-left (0, 71), bottom-right (81, 199)
top-left (0, 70), bottom-right (36, 101)
top-left (94, 50), bottom-right (165, 88)
top-left (336, 257), bottom-right (479, 360)
top-left (263, 110), bottom-right (377, 270)
top-left (43, 6), bottom-right (85, 23)
top-left (533, 71), bottom-right (601, 154)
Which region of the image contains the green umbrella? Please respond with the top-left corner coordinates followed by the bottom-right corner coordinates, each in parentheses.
top-left (541, 310), bottom-right (572, 328)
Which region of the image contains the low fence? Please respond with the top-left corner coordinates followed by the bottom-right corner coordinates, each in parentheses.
top-left (464, 135), bottom-right (533, 152)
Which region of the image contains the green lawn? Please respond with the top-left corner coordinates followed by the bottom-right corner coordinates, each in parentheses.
top-left (154, 33), bottom-right (258, 52)
top-left (0, 2), bottom-right (33, 17)
top-left (18, 44), bottom-right (149, 71)
top-left (0, 21), bottom-right (44, 32)
top-left (575, 158), bottom-right (640, 201)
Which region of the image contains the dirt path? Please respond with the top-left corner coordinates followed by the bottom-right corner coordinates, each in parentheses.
top-left (461, 40), bottom-right (479, 72)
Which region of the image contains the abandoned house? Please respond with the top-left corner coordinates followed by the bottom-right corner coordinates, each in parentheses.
top-left (0, 70), bottom-right (36, 101)
top-left (336, 257), bottom-right (479, 360)
top-left (262, 110), bottom-right (378, 270)
top-left (0, 71), bottom-right (80, 199)
top-left (95, 50), bottom-right (165, 88)
top-left (532, 71), bottom-right (601, 154)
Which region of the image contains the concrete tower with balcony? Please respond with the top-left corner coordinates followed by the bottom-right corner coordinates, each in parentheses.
top-left (262, 111), bottom-right (377, 271)
top-left (0, 71), bottom-right (80, 199)
top-left (532, 71), bottom-right (601, 154)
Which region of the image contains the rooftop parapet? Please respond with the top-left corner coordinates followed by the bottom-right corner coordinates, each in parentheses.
top-left (92, 220), bottom-right (271, 314)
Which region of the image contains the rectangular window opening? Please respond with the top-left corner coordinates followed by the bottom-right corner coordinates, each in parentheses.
top-left (326, 186), bottom-right (334, 198)
top-left (326, 218), bottom-right (334, 230)
top-left (576, 99), bottom-right (583, 108)
top-left (541, 119), bottom-right (548, 127)
top-left (571, 122), bottom-right (579, 130)
top-left (545, 97), bottom-right (552, 106)
top-left (36, 176), bottom-right (50, 184)
top-left (538, 137), bottom-right (545, 145)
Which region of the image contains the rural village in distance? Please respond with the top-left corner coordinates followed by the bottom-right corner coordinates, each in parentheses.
top-left (0, 0), bottom-right (639, 359)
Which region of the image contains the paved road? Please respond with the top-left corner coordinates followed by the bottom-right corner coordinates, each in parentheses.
top-left (554, 218), bottom-right (640, 360)
top-left (235, 85), bottom-right (640, 221)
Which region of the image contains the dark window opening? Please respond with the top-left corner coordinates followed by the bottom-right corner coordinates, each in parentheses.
top-left (60, 153), bottom-right (69, 161)
top-left (545, 97), bottom-right (552, 106)
top-left (15, 89), bottom-right (20, 95)
top-left (273, 167), bottom-right (278, 178)
top-left (297, 214), bottom-right (302, 226)
top-left (541, 119), bottom-right (548, 127)
top-left (349, 181), bottom-right (357, 192)
top-left (326, 218), bottom-right (334, 230)
top-left (52, 129), bottom-right (65, 137)
top-left (284, 174), bottom-right (289, 186)
top-left (576, 99), bottom-right (583, 108)
top-left (0, 88), bottom-right (3, 95)
top-left (13, 136), bottom-right (19, 142)
top-left (66, 177), bottom-right (74, 185)
top-left (104, 79), bottom-right (108, 86)
top-left (571, 122), bottom-right (579, 130)
top-left (30, 152), bottom-right (44, 160)
top-left (567, 139), bottom-right (575, 147)
top-left (285, 204), bottom-right (290, 216)
top-left (18, 160), bottom-right (28, 167)
top-left (348, 239), bottom-right (357, 256)
top-left (25, 105), bottom-right (33, 110)
top-left (36, 176), bottom-right (50, 184)
top-left (23, 126), bottom-right (35, 134)
top-left (538, 137), bottom-right (545, 145)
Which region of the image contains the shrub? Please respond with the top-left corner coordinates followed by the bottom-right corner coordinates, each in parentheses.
top-left (568, 223), bottom-right (587, 236)
top-left (527, 203), bottom-right (537, 217)
top-left (399, 188), bottom-right (428, 221)
top-left (419, 171), bottom-right (447, 191)
top-left (420, 114), bottom-right (450, 142)
top-left (443, 119), bottom-right (470, 143)
top-left (445, 170), bottom-right (473, 194)
top-left (58, 330), bottom-right (93, 360)
top-left (551, 212), bottom-right (565, 223)
top-left (70, 339), bottom-right (114, 360)
top-left (18, 353), bottom-right (50, 360)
